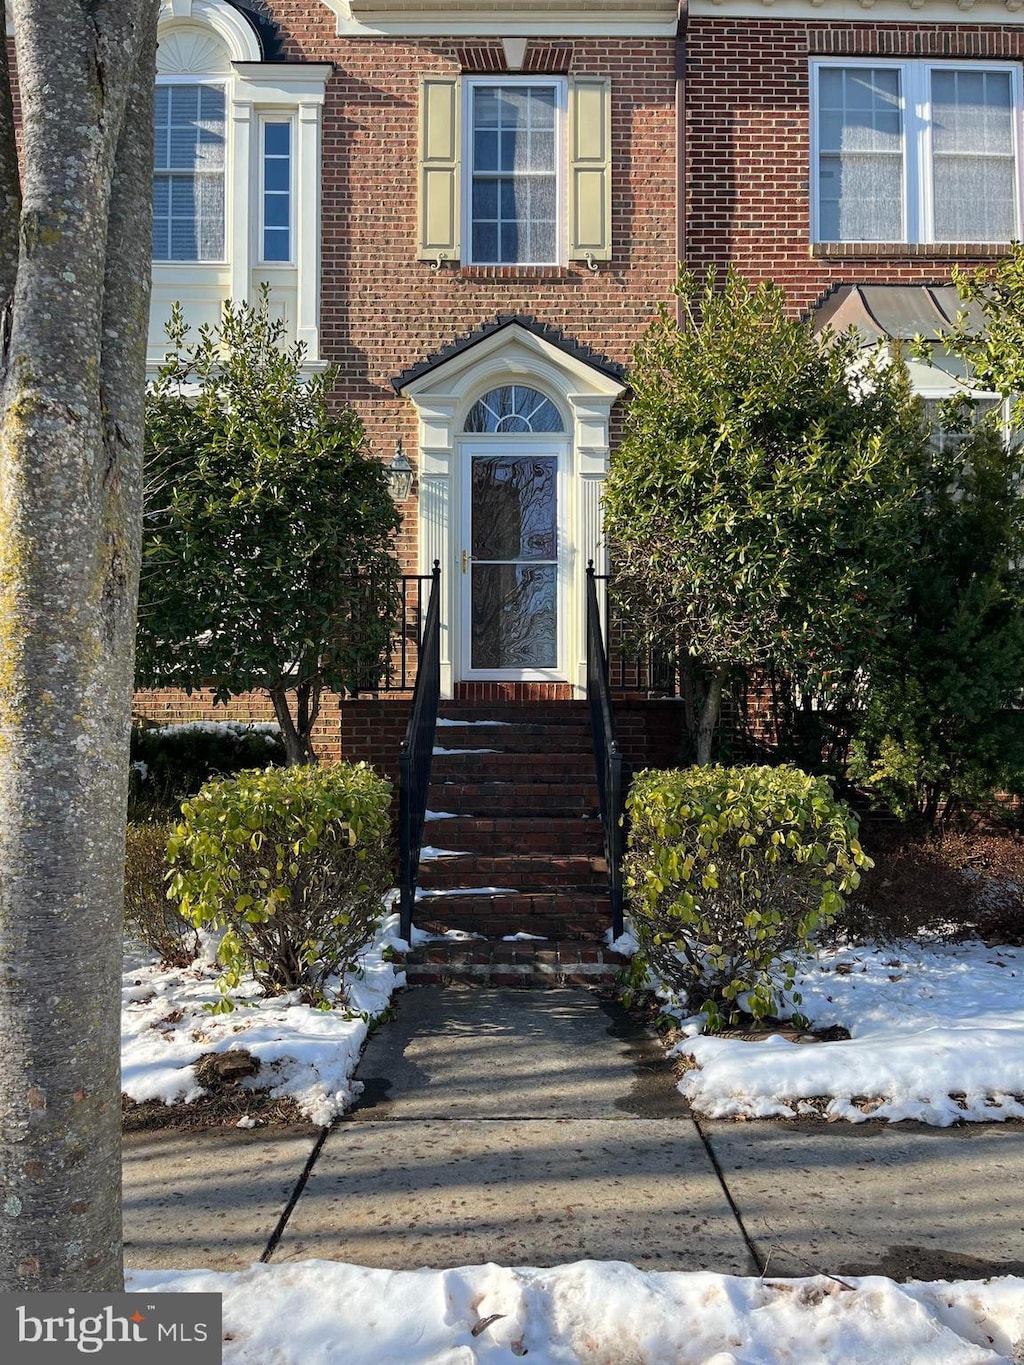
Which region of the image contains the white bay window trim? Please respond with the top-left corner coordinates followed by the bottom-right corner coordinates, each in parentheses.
top-left (150, 1), bottom-right (330, 370)
top-left (810, 58), bottom-right (1024, 245)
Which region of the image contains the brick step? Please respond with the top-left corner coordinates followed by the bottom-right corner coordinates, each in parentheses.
top-left (434, 723), bottom-right (595, 753)
top-left (418, 852), bottom-right (608, 889)
top-left (413, 889), bottom-right (611, 939)
top-left (397, 938), bottom-right (629, 989)
top-left (431, 749), bottom-right (595, 779)
top-left (432, 780), bottom-right (598, 814)
top-left (421, 815), bottom-right (605, 853)
top-left (438, 704), bottom-right (590, 727)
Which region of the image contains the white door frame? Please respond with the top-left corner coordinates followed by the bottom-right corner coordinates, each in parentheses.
top-left (398, 322), bottom-right (626, 698)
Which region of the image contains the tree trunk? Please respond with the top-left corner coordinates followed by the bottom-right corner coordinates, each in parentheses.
top-left (695, 666), bottom-right (728, 766)
top-left (270, 686), bottom-right (318, 765)
top-left (0, 1), bottom-right (159, 1291)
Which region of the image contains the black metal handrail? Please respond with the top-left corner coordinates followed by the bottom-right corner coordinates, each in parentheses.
top-left (398, 561), bottom-right (441, 943)
top-left (586, 562), bottom-right (624, 940)
top-left (349, 571), bottom-right (438, 693)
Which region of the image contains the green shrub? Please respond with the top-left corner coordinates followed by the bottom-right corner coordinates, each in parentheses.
top-left (167, 763), bottom-right (393, 1007)
top-left (624, 764), bottom-right (871, 1026)
top-left (124, 821), bottom-right (200, 967)
top-left (129, 720), bottom-right (286, 817)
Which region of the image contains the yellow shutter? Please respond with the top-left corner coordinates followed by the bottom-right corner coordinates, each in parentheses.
top-left (568, 76), bottom-right (612, 263)
top-left (418, 76), bottom-right (461, 262)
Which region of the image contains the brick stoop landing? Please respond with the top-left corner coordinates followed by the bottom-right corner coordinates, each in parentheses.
top-left (396, 938), bottom-right (630, 989)
top-left (413, 701), bottom-right (616, 947)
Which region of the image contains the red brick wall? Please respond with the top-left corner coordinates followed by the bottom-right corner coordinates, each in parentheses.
top-left (684, 17), bottom-right (1024, 314)
top-left (263, 8), bottom-right (679, 573)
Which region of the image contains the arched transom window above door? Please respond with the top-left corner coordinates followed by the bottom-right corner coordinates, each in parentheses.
top-left (464, 385), bottom-right (565, 433)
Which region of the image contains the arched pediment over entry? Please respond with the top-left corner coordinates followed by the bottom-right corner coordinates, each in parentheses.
top-left (396, 318), bottom-right (626, 697)
top-left (394, 317), bottom-right (625, 467)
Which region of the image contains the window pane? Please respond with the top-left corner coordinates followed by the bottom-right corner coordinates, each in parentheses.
top-left (500, 221), bottom-right (521, 262)
top-left (472, 179), bottom-right (498, 219)
top-left (263, 227), bottom-right (290, 262)
top-left (264, 122), bottom-right (290, 157)
top-left (817, 67), bottom-right (904, 241)
top-left (474, 130), bottom-right (499, 173)
top-left (264, 158), bottom-right (289, 193)
top-left (472, 221), bottom-right (498, 262)
top-left (530, 131), bottom-right (555, 173)
top-left (199, 85), bottom-right (224, 122)
top-left (473, 88), bottom-right (501, 127)
top-left (471, 564), bottom-right (557, 670)
top-left (932, 70), bottom-right (1013, 155)
top-left (472, 456), bottom-right (557, 561)
top-left (264, 195), bottom-right (289, 229)
top-left (195, 175), bottom-right (225, 258)
top-left (261, 121), bottom-right (291, 263)
top-left (934, 156), bottom-right (1017, 240)
top-left (818, 152), bottom-right (903, 240)
top-left (169, 216), bottom-right (197, 260)
top-left (469, 83), bottom-right (562, 263)
top-left (170, 177), bottom-right (196, 217)
top-left (931, 69), bottom-right (1018, 240)
top-left (464, 386), bottom-right (565, 434)
top-left (168, 84), bottom-right (199, 122)
top-left (153, 82), bottom-right (226, 262)
top-left (529, 219), bottom-right (557, 263)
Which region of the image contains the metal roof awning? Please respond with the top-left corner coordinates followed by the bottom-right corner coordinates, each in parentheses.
top-left (812, 284), bottom-right (994, 399)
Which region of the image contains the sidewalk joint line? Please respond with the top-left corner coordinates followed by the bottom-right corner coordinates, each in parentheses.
top-left (692, 1114), bottom-right (764, 1274)
top-left (259, 1125), bottom-right (331, 1264)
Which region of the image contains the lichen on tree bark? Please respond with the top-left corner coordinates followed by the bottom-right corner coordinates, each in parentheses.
top-left (0, 0), bottom-right (159, 1292)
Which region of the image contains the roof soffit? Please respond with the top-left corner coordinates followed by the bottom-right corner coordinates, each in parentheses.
top-left (317, 0), bottom-right (680, 36)
top-left (690, 0), bottom-right (1024, 20)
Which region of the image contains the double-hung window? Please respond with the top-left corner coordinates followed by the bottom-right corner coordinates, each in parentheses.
top-left (153, 81), bottom-right (226, 262)
top-left (465, 80), bottom-right (564, 266)
top-left (417, 73), bottom-right (611, 267)
top-left (811, 60), bottom-right (1023, 244)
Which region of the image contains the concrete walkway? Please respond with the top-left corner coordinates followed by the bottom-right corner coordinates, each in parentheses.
top-left (123, 986), bottom-right (1024, 1280)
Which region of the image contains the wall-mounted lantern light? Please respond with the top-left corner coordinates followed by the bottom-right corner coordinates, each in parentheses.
top-left (386, 439), bottom-right (414, 503)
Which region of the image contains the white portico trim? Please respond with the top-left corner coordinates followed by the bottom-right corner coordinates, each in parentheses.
top-left (397, 322), bottom-right (626, 698)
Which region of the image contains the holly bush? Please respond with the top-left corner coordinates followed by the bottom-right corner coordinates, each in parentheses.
top-left (624, 764), bottom-right (871, 1026)
top-left (167, 763), bottom-right (393, 1007)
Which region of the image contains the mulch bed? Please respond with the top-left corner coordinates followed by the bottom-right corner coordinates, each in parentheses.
top-left (122, 1089), bottom-right (310, 1133)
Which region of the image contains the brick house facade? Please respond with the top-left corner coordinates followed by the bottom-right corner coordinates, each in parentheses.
top-left (15, 0), bottom-right (1017, 771)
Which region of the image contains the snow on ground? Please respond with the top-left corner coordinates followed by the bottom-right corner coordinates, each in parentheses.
top-left (122, 920), bottom-right (1024, 1360)
top-left (660, 938), bottom-right (1024, 1125)
top-left (128, 1259), bottom-right (1024, 1365)
top-left (121, 910), bottom-right (404, 1127)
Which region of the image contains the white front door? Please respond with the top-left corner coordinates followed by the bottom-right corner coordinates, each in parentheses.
top-left (459, 438), bottom-right (568, 681)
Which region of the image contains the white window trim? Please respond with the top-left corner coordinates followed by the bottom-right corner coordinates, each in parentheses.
top-left (810, 58), bottom-right (1024, 244)
top-left (257, 113), bottom-right (296, 267)
top-left (461, 75), bottom-right (568, 267)
top-left (153, 75), bottom-right (230, 266)
top-left (150, 1), bottom-right (331, 371)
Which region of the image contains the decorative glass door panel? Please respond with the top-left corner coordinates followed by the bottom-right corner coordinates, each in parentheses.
top-left (469, 454), bottom-right (558, 671)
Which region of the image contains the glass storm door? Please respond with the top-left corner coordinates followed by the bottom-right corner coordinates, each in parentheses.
top-left (462, 445), bottom-right (564, 678)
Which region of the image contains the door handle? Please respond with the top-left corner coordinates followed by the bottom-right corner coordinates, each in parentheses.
top-left (461, 549), bottom-right (468, 574)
